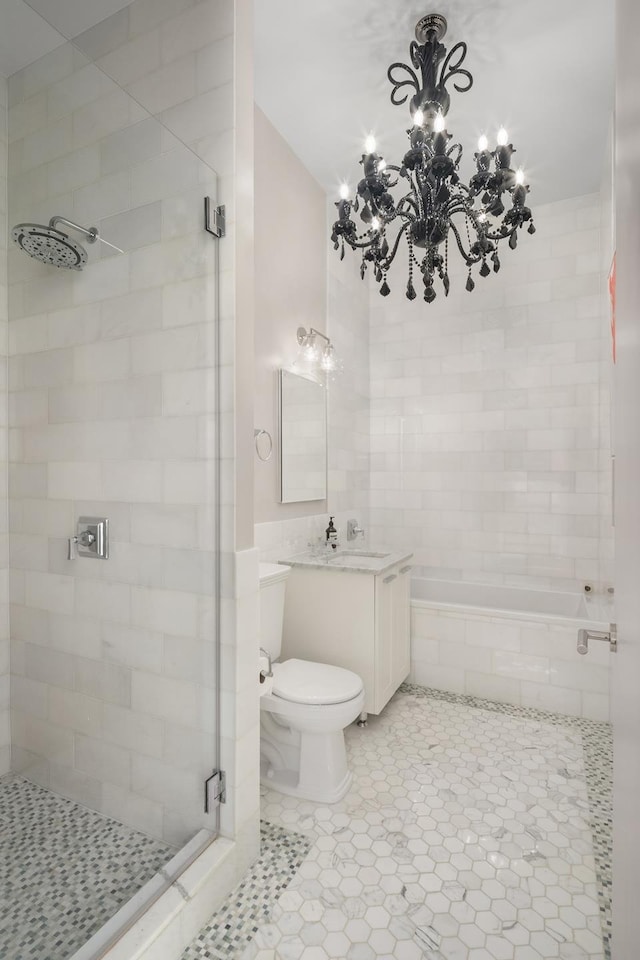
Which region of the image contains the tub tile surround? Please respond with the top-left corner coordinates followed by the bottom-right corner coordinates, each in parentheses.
top-left (238, 687), bottom-right (610, 960)
top-left (367, 192), bottom-right (613, 596)
top-left (410, 602), bottom-right (611, 722)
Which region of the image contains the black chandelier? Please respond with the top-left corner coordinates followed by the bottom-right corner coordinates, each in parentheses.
top-left (330, 13), bottom-right (535, 304)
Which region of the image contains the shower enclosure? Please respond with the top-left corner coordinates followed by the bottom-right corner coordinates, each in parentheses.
top-left (1, 1), bottom-right (230, 956)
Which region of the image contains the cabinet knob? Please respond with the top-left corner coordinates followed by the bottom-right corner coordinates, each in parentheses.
top-left (383, 573), bottom-right (397, 583)
top-left (400, 565), bottom-right (412, 574)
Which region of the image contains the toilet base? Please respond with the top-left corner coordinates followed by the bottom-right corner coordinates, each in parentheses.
top-left (260, 712), bottom-right (359, 804)
top-left (260, 760), bottom-right (353, 804)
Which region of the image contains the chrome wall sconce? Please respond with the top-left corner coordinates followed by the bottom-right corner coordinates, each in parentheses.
top-left (296, 326), bottom-right (338, 373)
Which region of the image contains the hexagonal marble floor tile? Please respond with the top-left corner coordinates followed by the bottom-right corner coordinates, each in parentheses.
top-left (247, 689), bottom-right (607, 960)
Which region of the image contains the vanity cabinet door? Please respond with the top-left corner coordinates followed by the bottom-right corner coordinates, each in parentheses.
top-left (374, 570), bottom-right (397, 712)
top-left (392, 564), bottom-right (411, 690)
top-left (374, 563), bottom-right (412, 713)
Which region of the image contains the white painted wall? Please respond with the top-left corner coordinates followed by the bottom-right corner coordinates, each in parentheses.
top-left (253, 106), bottom-right (327, 524)
top-left (254, 148), bottom-right (370, 561)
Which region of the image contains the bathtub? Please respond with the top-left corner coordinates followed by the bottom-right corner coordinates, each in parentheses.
top-left (409, 577), bottom-right (612, 722)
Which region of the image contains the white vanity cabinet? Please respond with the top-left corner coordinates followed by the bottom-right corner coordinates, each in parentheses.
top-left (281, 557), bottom-right (412, 715)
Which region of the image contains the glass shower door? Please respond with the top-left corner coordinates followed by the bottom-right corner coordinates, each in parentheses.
top-left (4, 3), bottom-right (227, 955)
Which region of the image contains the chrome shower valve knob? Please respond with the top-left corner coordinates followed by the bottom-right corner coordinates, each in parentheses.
top-left (67, 517), bottom-right (109, 561)
top-left (68, 530), bottom-right (95, 560)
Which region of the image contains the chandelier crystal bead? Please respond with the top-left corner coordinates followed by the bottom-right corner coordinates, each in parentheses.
top-left (330, 12), bottom-right (535, 303)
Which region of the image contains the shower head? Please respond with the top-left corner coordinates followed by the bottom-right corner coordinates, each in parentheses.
top-left (10, 215), bottom-right (124, 271)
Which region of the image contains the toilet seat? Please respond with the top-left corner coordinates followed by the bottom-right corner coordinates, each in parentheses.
top-left (272, 658), bottom-right (363, 705)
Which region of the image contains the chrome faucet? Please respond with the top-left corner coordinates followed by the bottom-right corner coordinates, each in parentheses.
top-left (259, 647), bottom-right (273, 679)
top-left (347, 519), bottom-right (365, 542)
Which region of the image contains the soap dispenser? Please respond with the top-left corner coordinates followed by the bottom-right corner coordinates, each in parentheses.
top-left (325, 516), bottom-right (339, 550)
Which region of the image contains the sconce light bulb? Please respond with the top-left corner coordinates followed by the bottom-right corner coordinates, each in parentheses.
top-left (497, 126), bottom-right (509, 146)
top-left (478, 211), bottom-right (487, 223)
top-left (377, 158), bottom-right (386, 172)
top-left (371, 217), bottom-right (381, 231)
top-left (434, 112), bottom-right (445, 133)
top-left (477, 133), bottom-right (488, 152)
top-left (515, 167), bottom-right (525, 186)
top-left (413, 108), bottom-right (424, 127)
top-left (339, 182), bottom-right (350, 200)
top-left (364, 133), bottom-right (377, 154)
top-left (320, 344), bottom-right (336, 371)
top-left (301, 333), bottom-right (319, 361)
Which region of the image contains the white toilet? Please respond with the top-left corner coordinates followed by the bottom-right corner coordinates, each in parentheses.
top-left (259, 562), bottom-right (365, 803)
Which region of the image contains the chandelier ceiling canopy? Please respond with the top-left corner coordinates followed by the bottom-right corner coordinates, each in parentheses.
top-left (330, 12), bottom-right (535, 304)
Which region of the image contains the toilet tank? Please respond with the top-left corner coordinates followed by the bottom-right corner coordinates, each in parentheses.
top-left (259, 563), bottom-right (291, 659)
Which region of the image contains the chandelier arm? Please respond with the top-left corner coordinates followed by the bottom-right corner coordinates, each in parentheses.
top-left (449, 221), bottom-right (479, 265)
top-left (387, 62), bottom-right (420, 106)
top-left (413, 171), bottom-right (429, 219)
top-left (446, 202), bottom-right (473, 220)
top-left (382, 222), bottom-right (410, 268)
top-left (396, 197), bottom-right (419, 220)
top-left (438, 41), bottom-right (473, 94)
top-left (453, 181), bottom-right (473, 198)
top-left (447, 143), bottom-right (463, 166)
top-left (343, 234), bottom-right (380, 251)
top-left (484, 226), bottom-right (513, 242)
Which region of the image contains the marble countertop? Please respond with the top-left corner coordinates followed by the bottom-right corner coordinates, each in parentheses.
top-left (278, 548), bottom-right (414, 575)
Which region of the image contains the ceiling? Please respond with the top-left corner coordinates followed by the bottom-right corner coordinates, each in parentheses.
top-left (254, 0), bottom-right (614, 205)
top-left (0, 0), bottom-right (136, 77)
top-left (0, 0), bottom-right (615, 203)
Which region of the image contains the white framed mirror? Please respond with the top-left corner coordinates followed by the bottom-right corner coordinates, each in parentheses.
top-left (278, 369), bottom-right (327, 503)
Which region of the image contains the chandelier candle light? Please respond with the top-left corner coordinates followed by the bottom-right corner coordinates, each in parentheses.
top-left (330, 13), bottom-right (535, 303)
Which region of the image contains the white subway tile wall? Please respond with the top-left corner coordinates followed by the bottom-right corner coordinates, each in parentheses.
top-left (367, 193), bottom-right (613, 595)
top-left (0, 78), bottom-right (8, 775)
top-left (6, 0), bottom-right (252, 855)
top-left (410, 603), bottom-right (610, 721)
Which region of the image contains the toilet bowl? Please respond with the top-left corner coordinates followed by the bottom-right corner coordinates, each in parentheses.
top-left (259, 563), bottom-right (365, 803)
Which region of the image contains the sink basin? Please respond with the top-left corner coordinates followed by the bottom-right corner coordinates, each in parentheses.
top-left (327, 550), bottom-right (392, 568)
top-left (333, 550), bottom-right (390, 559)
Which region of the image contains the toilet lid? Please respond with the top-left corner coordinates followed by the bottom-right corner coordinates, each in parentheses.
top-left (272, 659), bottom-right (363, 705)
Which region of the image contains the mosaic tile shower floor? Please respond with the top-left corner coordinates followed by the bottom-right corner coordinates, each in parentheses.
top-left (226, 686), bottom-right (611, 960)
top-left (0, 774), bottom-right (174, 960)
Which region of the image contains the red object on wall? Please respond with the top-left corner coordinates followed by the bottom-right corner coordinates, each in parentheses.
top-left (609, 253), bottom-right (616, 363)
